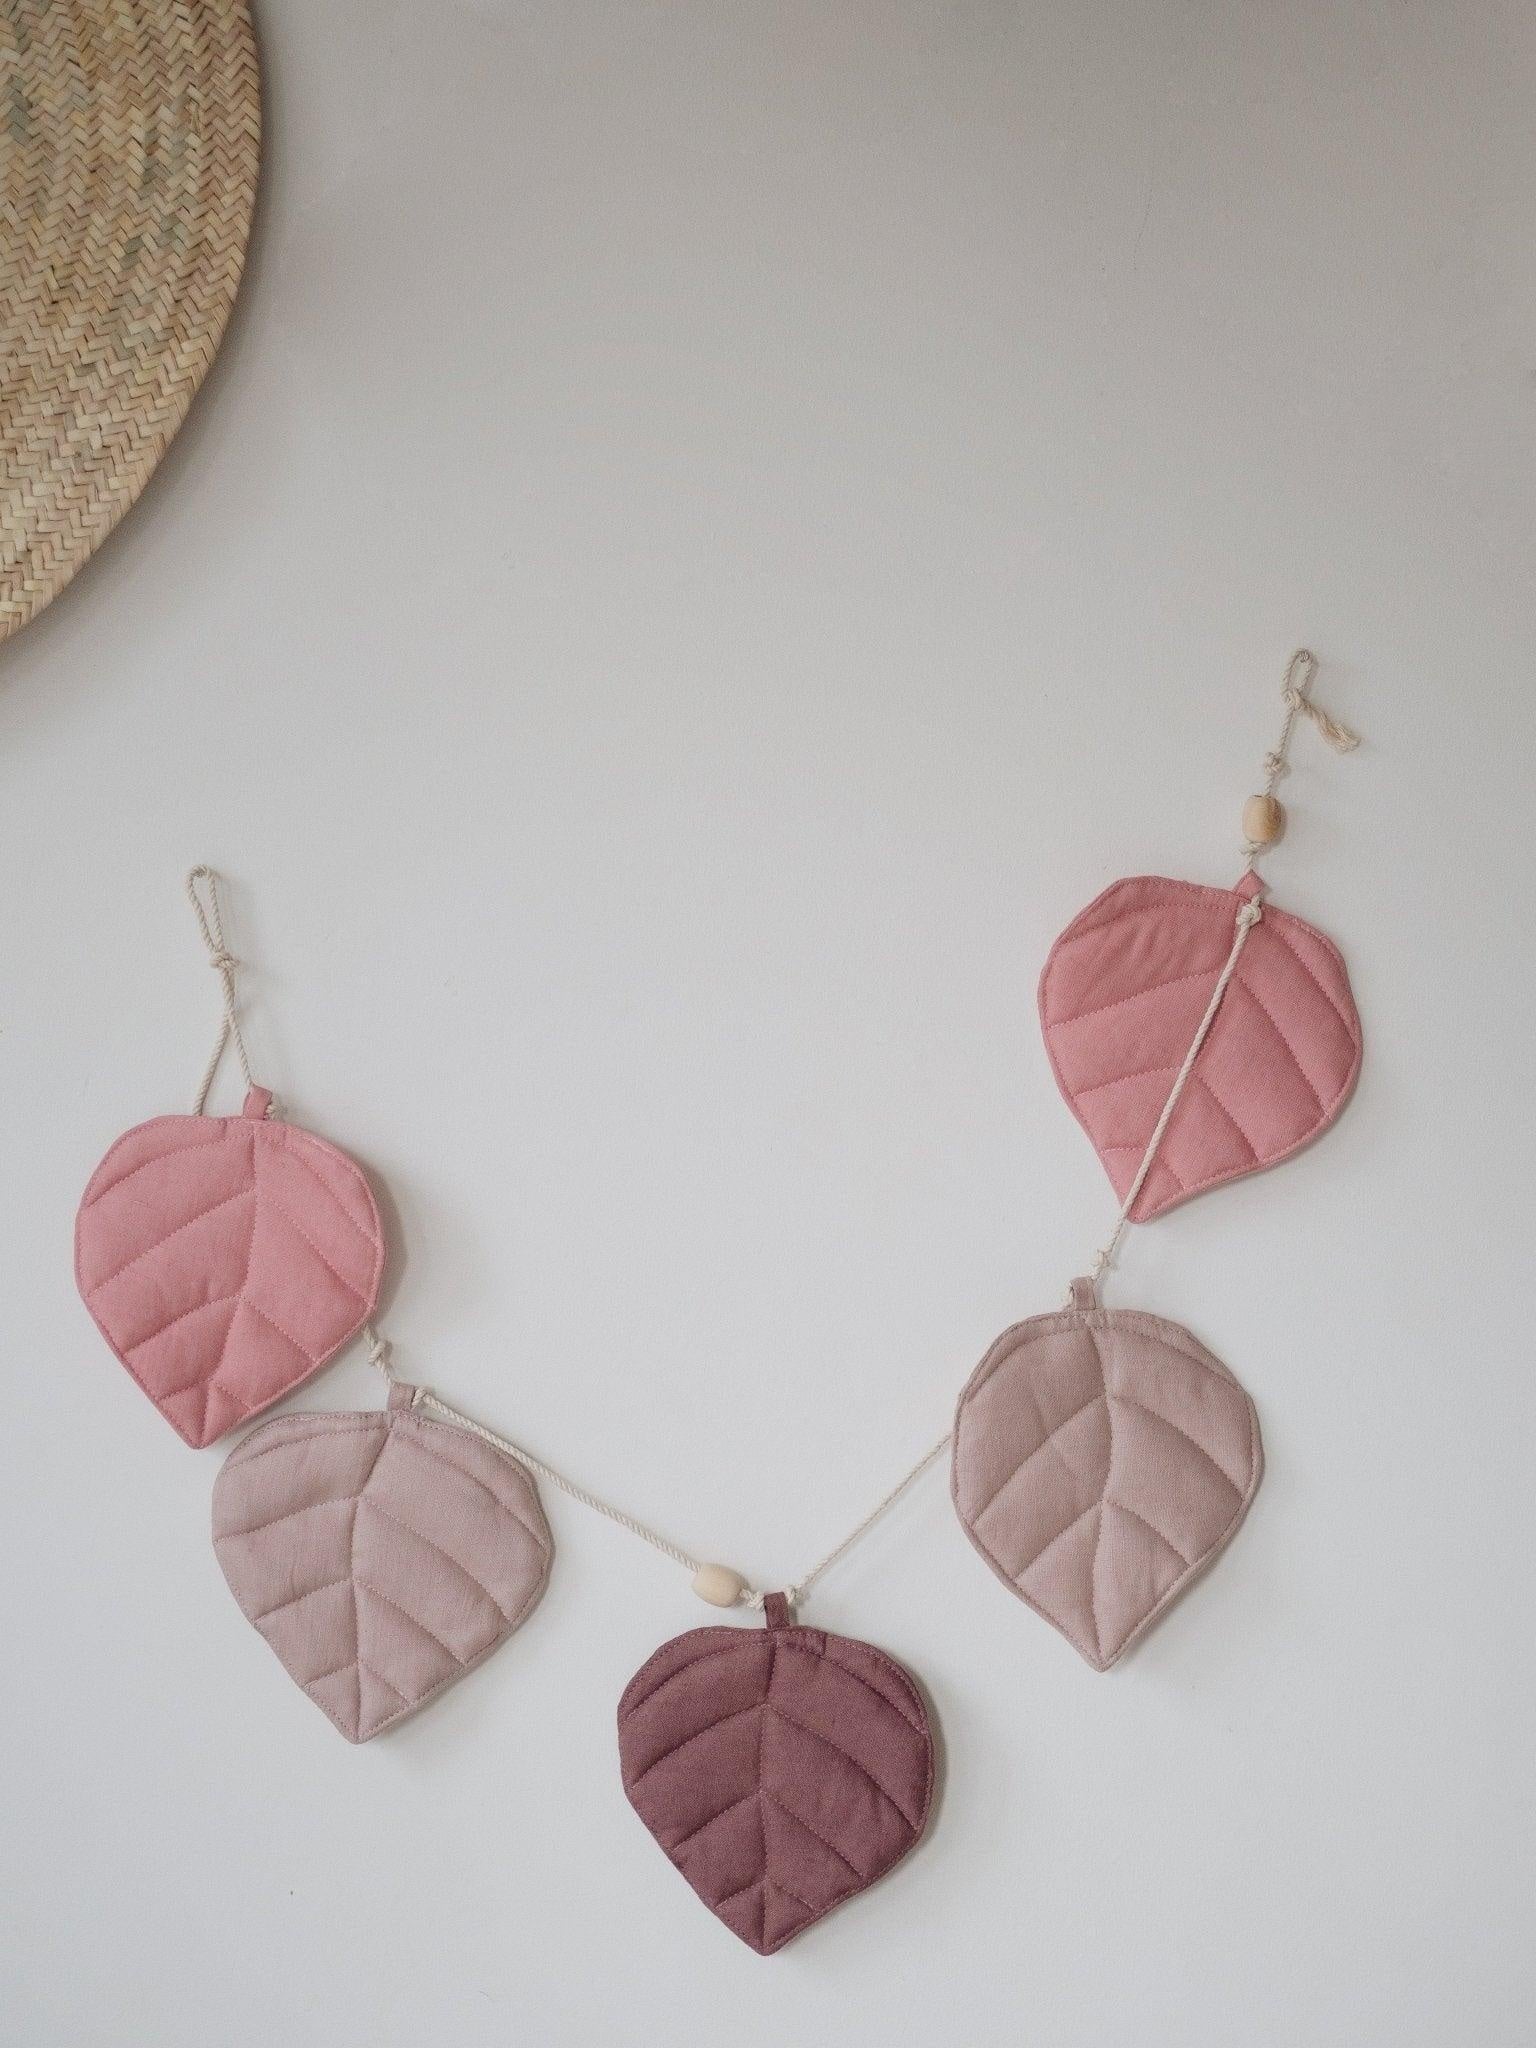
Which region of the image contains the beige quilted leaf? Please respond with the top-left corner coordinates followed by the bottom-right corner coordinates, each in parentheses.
top-left (951, 1301), bottom-right (1261, 1669)
top-left (212, 1386), bottom-right (552, 1740)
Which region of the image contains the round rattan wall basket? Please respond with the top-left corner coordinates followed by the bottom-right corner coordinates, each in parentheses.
top-left (0, 0), bottom-right (260, 643)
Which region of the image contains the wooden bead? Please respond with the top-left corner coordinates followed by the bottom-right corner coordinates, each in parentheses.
top-left (692, 1563), bottom-right (746, 1607)
top-left (1243, 793), bottom-right (1285, 845)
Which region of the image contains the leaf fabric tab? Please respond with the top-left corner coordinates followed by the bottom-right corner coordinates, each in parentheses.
top-left (1039, 874), bottom-right (1362, 1220)
top-left (212, 1396), bottom-right (553, 1741)
top-left (75, 1105), bottom-right (385, 1446)
top-left (617, 1610), bottom-right (933, 1954)
top-left (952, 1303), bottom-right (1262, 1670)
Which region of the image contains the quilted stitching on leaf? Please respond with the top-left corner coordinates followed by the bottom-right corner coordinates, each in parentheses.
top-left (75, 1092), bottom-right (385, 1446)
top-left (618, 1615), bottom-right (933, 1955)
top-left (212, 1398), bottom-right (553, 1741)
top-left (1039, 874), bottom-right (1362, 1220)
top-left (952, 1305), bottom-right (1262, 1670)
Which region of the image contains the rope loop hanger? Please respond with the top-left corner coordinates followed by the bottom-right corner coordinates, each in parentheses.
top-left (1242, 649), bottom-right (1360, 864)
top-left (186, 865), bottom-right (263, 1116)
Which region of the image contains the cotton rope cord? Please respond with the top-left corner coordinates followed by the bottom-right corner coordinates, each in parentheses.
top-left (1242, 649), bottom-right (1360, 863)
top-left (1086, 894), bottom-right (1265, 1286)
top-left (419, 1386), bottom-right (708, 1578)
top-left (365, 1330), bottom-right (700, 1575)
top-left (338, 660), bottom-right (1348, 1609)
top-left (187, 867), bottom-right (258, 1116)
top-left (354, 894), bottom-right (1270, 1610)
top-left (787, 1429), bottom-right (955, 1605)
top-left (363, 1324), bottom-right (955, 1610)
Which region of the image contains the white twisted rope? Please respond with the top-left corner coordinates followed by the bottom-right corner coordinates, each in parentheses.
top-left (355, 897), bottom-right (1270, 1609)
top-left (186, 866), bottom-right (258, 1114)
top-left (363, 1327), bottom-right (949, 1610)
top-left (342, 655), bottom-right (1350, 1611)
top-left (1242, 649), bottom-right (1360, 862)
top-left (786, 1428), bottom-right (955, 1605)
top-left (366, 1329), bottom-right (705, 1579)
top-left (1088, 894), bottom-right (1264, 1285)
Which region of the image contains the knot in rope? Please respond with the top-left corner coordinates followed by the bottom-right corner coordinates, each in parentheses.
top-left (1280, 650), bottom-right (1359, 754)
top-left (185, 866), bottom-right (258, 1113)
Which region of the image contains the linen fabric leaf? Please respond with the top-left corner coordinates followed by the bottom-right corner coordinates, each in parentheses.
top-left (1039, 872), bottom-right (1362, 1220)
top-left (212, 1385), bottom-right (553, 1741)
top-left (952, 1301), bottom-right (1262, 1670)
top-left (617, 1594), bottom-right (933, 1955)
top-left (75, 1088), bottom-right (384, 1446)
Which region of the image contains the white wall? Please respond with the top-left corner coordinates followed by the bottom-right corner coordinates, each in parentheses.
top-left (3, 4), bottom-right (1533, 2043)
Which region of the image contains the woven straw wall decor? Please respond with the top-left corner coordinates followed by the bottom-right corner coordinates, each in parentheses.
top-left (0, 0), bottom-right (260, 643)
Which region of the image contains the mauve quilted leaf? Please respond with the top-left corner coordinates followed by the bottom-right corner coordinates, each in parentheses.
top-left (75, 1088), bottom-right (384, 1447)
top-left (952, 1301), bottom-right (1262, 1669)
top-left (618, 1595), bottom-right (933, 1954)
top-left (212, 1386), bottom-right (552, 1741)
top-left (1039, 873), bottom-right (1362, 1220)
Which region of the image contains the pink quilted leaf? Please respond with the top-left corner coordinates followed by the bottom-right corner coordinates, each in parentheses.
top-left (1039, 873), bottom-right (1362, 1220)
top-left (952, 1301), bottom-right (1262, 1670)
top-left (618, 1595), bottom-right (934, 1954)
top-left (212, 1385), bottom-right (553, 1741)
top-left (75, 1087), bottom-right (385, 1447)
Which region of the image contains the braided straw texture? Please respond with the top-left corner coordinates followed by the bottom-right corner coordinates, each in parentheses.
top-left (0, 0), bottom-right (260, 641)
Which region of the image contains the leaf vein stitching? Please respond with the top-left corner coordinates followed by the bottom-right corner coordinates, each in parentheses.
top-left (358, 1493), bottom-right (513, 1624)
top-left (765, 1700), bottom-right (918, 1834)
top-left (969, 1385), bottom-right (1107, 1528)
top-left (89, 1183), bottom-right (254, 1294)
